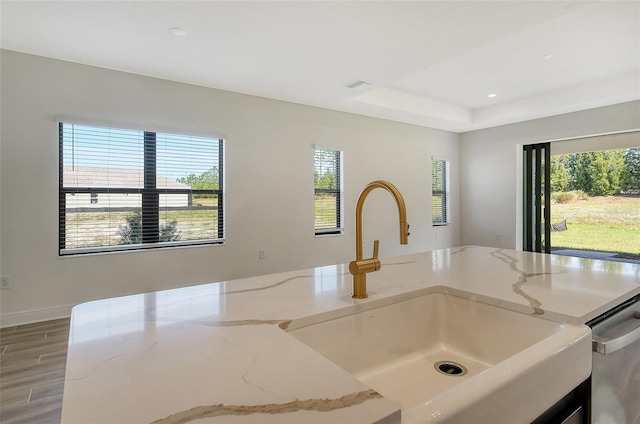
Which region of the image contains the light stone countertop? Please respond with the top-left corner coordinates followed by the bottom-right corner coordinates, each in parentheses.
top-left (60, 246), bottom-right (640, 423)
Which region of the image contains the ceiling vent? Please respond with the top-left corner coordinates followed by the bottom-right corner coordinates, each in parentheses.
top-left (346, 80), bottom-right (372, 90)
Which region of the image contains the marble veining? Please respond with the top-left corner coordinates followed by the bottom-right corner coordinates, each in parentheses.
top-left (185, 319), bottom-right (293, 328)
top-left (222, 274), bottom-right (316, 295)
top-left (449, 246), bottom-right (470, 255)
top-left (219, 335), bottom-right (294, 403)
top-left (150, 389), bottom-right (383, 424)
top-left (382, 260), bottom-right (419, 267)
top-left (490, 249), bottom-right (556, 315)
top-left (67, 341), bottom-right (159, 382)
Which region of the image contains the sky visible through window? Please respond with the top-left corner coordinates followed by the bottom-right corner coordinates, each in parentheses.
top-left (62, 123), bottom-right (218, 181)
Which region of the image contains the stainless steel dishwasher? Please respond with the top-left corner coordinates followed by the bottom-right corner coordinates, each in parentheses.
top-left (590, 294), bottom-right (640, 424)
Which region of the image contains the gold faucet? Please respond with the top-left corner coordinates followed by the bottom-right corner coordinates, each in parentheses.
top-left (349, 180), bottom-right (409, 299)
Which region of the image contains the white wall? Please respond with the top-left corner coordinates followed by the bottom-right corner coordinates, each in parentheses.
top-left (460, 101), bottom-right (640, 249)
top-left (0, 50), bottom-right (460, 325)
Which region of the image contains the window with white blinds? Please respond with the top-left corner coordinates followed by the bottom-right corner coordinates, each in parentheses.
top-left (314, 148), bottom-right (343, 235)
top-left (59, 123), bottom-right (224, 255)
top-left (432, 159), bottom-right (450, 226)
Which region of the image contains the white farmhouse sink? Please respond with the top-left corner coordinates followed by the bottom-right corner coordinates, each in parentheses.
top-left (286, 290), bottom-right (592, 423)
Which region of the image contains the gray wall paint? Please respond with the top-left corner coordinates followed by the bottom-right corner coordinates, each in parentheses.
top-left (0, 50), bottom-right (460, 325)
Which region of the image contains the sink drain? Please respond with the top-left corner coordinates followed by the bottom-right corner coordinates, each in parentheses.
top-left (435, 361), bottom-right (467, 376)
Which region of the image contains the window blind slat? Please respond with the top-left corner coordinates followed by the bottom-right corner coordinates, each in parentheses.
top-left (60, 123), bottom-right (224, 255)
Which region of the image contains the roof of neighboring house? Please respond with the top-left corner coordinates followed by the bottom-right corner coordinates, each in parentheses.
top-left (63, 167), bottom-right (190, 189)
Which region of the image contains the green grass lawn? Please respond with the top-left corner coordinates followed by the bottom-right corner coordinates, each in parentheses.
top-left (315, 194), bottom-right (338, 228)
top-left (64, 201), bottom-right (219, 249)
top-left (550, 195), bottom-right (640, 255)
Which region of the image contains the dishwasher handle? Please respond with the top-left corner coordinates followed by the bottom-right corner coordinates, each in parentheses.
top-left (592, 311), bottom-right (640, 355)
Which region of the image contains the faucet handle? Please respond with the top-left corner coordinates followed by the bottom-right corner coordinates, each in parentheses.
top-left (372, 239), bottom-right (379, 259)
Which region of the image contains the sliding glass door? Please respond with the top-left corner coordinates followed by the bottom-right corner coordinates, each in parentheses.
top-left (523, 143), bottom-right (551, 253)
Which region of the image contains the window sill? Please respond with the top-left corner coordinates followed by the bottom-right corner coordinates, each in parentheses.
top-left (315, 231), bottom-right (344, 238)
top-left (59, 240), bottom-right (225, 257)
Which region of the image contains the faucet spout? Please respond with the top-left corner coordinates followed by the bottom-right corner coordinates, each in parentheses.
top-left (349, 180), bottom-right (409, 299)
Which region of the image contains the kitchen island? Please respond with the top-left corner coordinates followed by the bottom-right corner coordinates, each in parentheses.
top-left (60, 246), bottom-right (640, 423)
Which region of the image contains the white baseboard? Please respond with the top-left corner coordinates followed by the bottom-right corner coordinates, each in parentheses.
top-left (0, 304), bottom-right (74, 328)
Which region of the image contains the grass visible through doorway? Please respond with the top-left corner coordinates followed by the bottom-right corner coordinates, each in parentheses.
top-left (550, 195), bottom-right (640, 255)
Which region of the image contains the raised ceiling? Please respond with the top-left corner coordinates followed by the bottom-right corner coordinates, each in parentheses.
top-left (1, 1), bottom-right (639, 132)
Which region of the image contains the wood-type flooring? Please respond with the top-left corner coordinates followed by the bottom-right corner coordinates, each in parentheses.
top-left (0, 318), bottom-right (70, 424)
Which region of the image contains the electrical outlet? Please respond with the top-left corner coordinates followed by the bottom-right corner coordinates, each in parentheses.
top-left (259, 249), bottom-right (267, 259)
top-left (1, 276), bottom-right (10, 290)
top-left (495, 233), bottom-right (501, 241)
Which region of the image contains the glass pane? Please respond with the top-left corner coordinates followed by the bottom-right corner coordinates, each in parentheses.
top-left (156, 133), bottom-right (221, 190)
top-left (314, 149), bottom-right (339, 190)
top-left (159, 193), bottom-right (219, 241)
top-left (64, 193), bottom-right (142, 248)
top-left (315, 193), bottom-right (338, 230)
top-left (432, 193), bottom-right (444, 224)
top-left (62, 124), bottom-right (144, 187)
top-left (432, 160), bottom-right (445, 191)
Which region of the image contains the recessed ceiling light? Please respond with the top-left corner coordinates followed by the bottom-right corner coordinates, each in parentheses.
top-left (541, 54), bottom-right (553, 60)
top-left (488, 93), bottom-right (497, 98)
top-left (170, 28), bottom-right (188, 37)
